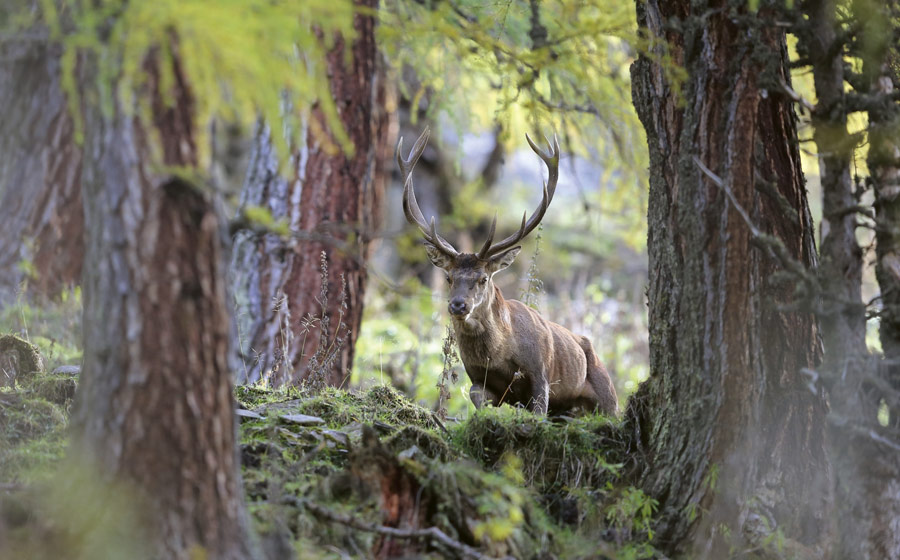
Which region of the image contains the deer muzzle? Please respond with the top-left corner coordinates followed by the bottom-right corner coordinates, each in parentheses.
top-left (449, 298), bottom-right (468, 316)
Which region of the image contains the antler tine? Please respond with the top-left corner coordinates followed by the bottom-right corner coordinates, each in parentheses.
top-left (398, 128), bottom-right (459, 257)
top-left (480, 132), bottom-right (559, 259)
top-left (477, 213), bottom-right (498, 259)
top-left (396, 127), bottom-right (430, 180)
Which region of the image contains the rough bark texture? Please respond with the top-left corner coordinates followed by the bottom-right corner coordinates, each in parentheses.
top-left (72, 47), bottom-right (256, 559)
top-left (0, 38), bottom-right (83, 301)
top-left (232, 0), bottom-right (386, 387)
top-left (626, 2), bottom-right (831, 556)
top-left (230, 126), bottom-right (303, 384)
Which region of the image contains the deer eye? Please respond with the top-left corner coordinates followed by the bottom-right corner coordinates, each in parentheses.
top-left (479, 277), bottom-right (488, 285)
top-left (446, 275), bottom-right (452, 285)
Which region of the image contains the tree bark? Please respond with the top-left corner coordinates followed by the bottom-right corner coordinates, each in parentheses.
top-left (0, 38), bottom-right (83, 301)
top-left (232, 0), bottom-right (387, 387)
top-left (626, 2), bottom-right (831, 556)
top-left (72, 45), bottom-right (257, 559)
top-left (791, 1), bottom-right (900, 556)
top-left (230, 125), bottom-right (303, 385)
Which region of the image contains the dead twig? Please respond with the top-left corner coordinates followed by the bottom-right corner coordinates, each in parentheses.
top-left (779, 76), bottom-right (816, 113)
top-left (283, 496), bottom-right (509, 560)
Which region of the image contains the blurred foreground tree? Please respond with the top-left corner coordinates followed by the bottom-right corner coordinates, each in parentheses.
top-left (0, 37), bottom-right (82, 301)
top-left (231, 0), bottom-right (389, 388)
top-left (626, 1), bottom-right (830, 557)
top-left (72, 43), bottom-right (257, 560)
top-left (15, 0), bottom-right (358, 557)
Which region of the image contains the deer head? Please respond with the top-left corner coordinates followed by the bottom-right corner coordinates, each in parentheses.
top-left (397, 128), bottom-right (559, 319)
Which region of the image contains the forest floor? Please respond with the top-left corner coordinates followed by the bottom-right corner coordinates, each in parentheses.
top-left (0, 337), bottom-right (657, 559)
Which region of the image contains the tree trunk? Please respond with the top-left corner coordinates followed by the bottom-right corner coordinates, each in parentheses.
top-left (72, 46), bottom-right (257, 559)
top-left (230, 125), bottom-right (303, 385)
top-left (232, 0), bottom-right (387, 387)
top-left (626, 2), bottom-right (831, 556)
top-left (867, 3), bottom-right (900, 420)
top-left (0, 39), bottom-right (83, 301)
top-left (791, 1), bottom-right (900, 556)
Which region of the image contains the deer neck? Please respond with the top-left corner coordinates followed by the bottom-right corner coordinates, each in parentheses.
top-left (452, 284), bottom-right (509, 336)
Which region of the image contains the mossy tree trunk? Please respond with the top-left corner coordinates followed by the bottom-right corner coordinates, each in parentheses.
top-left (0, 38), bottom-right (83, 301)
top-left (626, 1), bottom-right (831, 556)
top-left (71, 45), bottom-right (257, 559)
top-left (232, 0), bottom-right (388, 387)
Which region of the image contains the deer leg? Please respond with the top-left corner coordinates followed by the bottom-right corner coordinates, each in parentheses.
top-left (528, 374), bottom-right (550, 415)
top-left (470, 384), bottom-right (499, 409)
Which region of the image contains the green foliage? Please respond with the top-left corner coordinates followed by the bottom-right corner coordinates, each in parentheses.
top-left (604, 485), bottom-right (659, 559)
top-left (380, 0), bottom-right (653, 250)
top-left (241, 205), bottom-right (291, 237)
top-left (34, 0), bottom-right (358, 160)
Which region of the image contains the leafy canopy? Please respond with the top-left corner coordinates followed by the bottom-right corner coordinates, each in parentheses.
top-left (379, 0), bottom-right (668, 249)
top-left (35, 0), bottom-right (358, 160)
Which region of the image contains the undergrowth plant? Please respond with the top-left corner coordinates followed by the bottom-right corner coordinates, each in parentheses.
top-left (520, 225), bottom-right (545, 310)
top-left (302, 252), bottom-right (349, 391)
top-left (436, 325), bottom-right (459, 419)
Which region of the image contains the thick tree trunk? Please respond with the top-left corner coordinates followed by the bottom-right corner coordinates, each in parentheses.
top-left (72, 48), bottom-right (257, 559)
top-left (626, 2), bottom-right (831, 556)
top-left (0, 39), bottom-right (83, 301)
top-left (232, 0), bottom-right (386, 387)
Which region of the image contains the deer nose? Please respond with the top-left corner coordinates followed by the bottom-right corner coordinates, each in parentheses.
top-left (449, 299), bottom-right (468, 316)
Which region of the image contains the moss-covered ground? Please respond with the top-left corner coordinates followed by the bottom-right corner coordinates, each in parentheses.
top-left (2, 379), bottom-right (656, 559)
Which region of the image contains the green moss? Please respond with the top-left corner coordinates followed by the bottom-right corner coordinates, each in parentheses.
top-left (234, 384), bottom-right (307, 409)
top-left (384, 425), bottom-right (454, 460)
top-left (25, 372), bottom-right (78, 407)
top-left (0, 334), bottom-right (45, 387)
top-left (0, 431), bottom-right (67, 482)
top-left (0, 396), bottom-right (65, 444)
top-left (0, 395), bottom-right (68, 481)
top-left (451, 406), bottom-right (624, 497)
top-left (240, 384), bottom-right (440, 432)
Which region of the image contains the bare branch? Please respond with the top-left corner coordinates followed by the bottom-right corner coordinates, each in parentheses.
top-left (693, 156), bottom-right (761, 237)
top-left (284, 496), bottom-right (508, 560)
top-left (779, 77), bottom-right (816, 113)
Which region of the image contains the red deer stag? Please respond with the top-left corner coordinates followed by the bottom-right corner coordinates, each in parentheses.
top-left (397, 128), bottom-right (618, 416)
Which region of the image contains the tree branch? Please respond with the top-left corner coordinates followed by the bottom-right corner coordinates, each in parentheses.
top-left (283, 496), bottom-right (507, 560)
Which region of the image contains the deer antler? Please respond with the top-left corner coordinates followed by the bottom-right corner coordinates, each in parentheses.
top-left (478, 133), bottom-right (559, 259)
top-left (397, 127), bottom-right (459, 258)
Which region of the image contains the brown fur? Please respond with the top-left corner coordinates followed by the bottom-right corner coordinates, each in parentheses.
top-left (441, 256), bottom-right (618, 417)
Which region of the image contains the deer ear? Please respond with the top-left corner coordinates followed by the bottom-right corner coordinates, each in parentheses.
top-left (488, 246), bottom-right (521, 274)
top-left (423, 242), bottom-right (454, 270)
